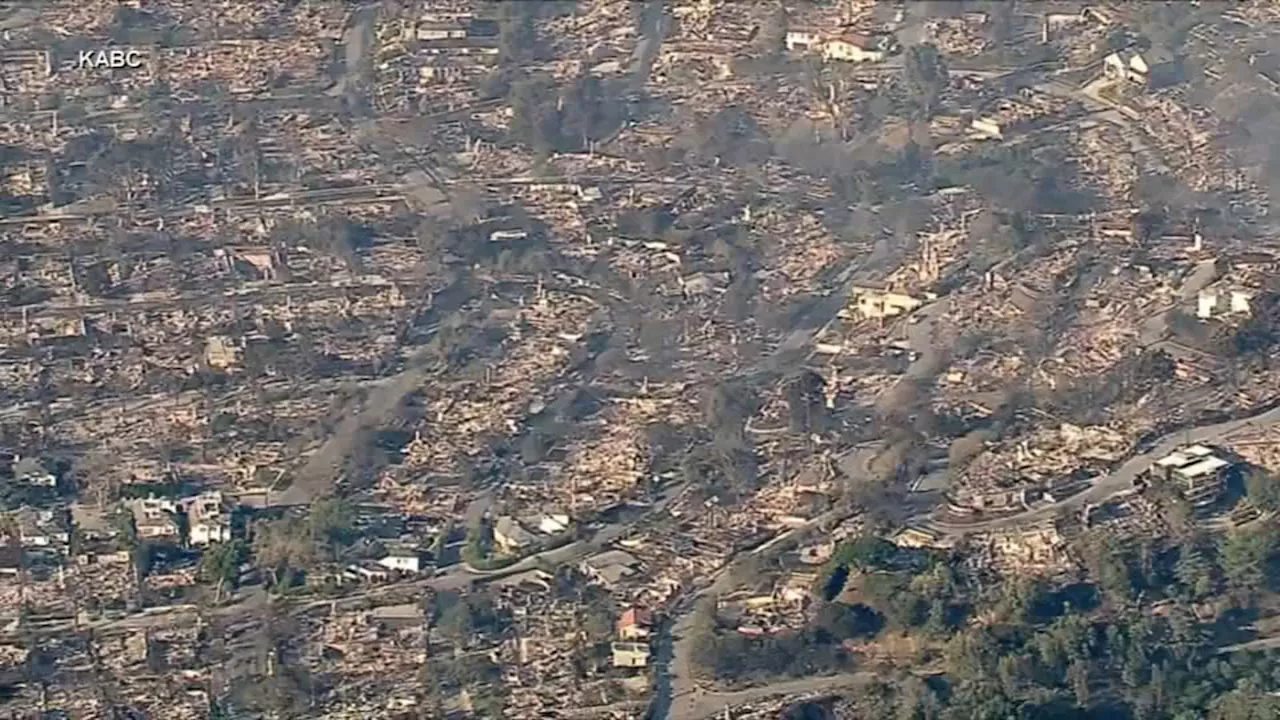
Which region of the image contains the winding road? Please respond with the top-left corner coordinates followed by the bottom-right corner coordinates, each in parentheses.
top-left (926, 402), bottom-right (1280, 537)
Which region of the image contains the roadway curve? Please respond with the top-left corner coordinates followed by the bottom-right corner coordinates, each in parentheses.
top-left (652, 507), bottom-right (852, 720)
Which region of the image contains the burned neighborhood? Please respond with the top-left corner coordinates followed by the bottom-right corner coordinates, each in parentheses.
top-left (3, 0), bottom-right (1280, 718)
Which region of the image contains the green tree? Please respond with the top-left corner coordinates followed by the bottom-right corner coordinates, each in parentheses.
top-left (1067, 660), bottom-right (1090, 705)
top-left (308, 497), bottom-right (355, 552)
top-left (1243, 467), bottom-right (1280, 512)
top-left (199, 539), bottom-right (248, 603)
top-left (1078, 532), bottom-right (1138, 603)
top-left (253, 518), bottom-right (316, 591)
top-left (429, 518), bottom-right (452, 561)
top-left (1175, 543), bottom-right (1216, 600)
top-left (815, 601), bottom-right (884, 641)
top-left (996, 577), bottom-right (1048, 624)
top-left (895, 675), bottom-right (941, 720)
top-left (580, 597), bottom-right (617, 641)
top-left (462, 519), bottom-right (494, 567)
top-left (1218, 524), bottom-right (1278, 594)
top-left (944, 627), bottom-right (1000, 681)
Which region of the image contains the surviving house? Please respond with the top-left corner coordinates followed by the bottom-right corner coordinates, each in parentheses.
top-left (845, 285), bottom-right (930, 320)
top-left (417, 21), bottom-right (467, 41)
top-left (784, 29), bottom-right (821, 52)
top-left (822, 33), bottom-right (887, 63)
top-left (127, 497), bottom-right (180, 541)
top-left (183, 491), bottom-right (232, 546)
top-left (1145, 445), bottom-right (1231, 509)
top-left (611, 642), bottom-right (651, 668)
top-left (617, 607), bottom-right (653, 641)
top-left (344, 562), bottom-right (393, 584)
top-left (366, 603), bottom-right (427, 630)
top-left (377, 550), bottom-right (427, 574)
top-left (1103, 47), bottom-right (1179, 89)
top-left (533, 513), bottom-right (571, 535)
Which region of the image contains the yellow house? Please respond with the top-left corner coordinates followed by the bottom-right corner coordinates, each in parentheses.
top-left (822, 34), bottom-right (886, 63)
top-left (611, 642), bottom-right (650, 668)
top-left (848, 286), bottom-right (925, 319)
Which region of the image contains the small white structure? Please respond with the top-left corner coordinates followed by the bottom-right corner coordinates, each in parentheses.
top-left (845, 286), bottom-right (926, 320)
top-left (784, 30), bottom-right (821, 52)
top-left (1197, 289), bottom-right (1253, 319)
top-left (970, 117), bottom-right (1003, 140)
top-left (378, 553), bottom-right (425, 574)
top-left (1104, 52), bottom-right (1145, 84)
top-left (184, 492), bottom-right (232, 546)
top-left (489, 229), bottom-right (529, 242)
top-left (417, 22), bottom-right (467, 41)
top-left (1103, 48), bottom-right (1175, 88)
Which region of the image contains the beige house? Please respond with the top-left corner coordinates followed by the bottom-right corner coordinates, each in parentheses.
top-left (1148, 445), bottom-right (1231, 509)
top-left (822, 34), bottom-right (885, 63)
top-left (127, 497), bottom-right (180, 540)
top-left (205, 335), bottom-right (241, 370)
top-left (847, 286), bottom-right (926, 320)
top-left (184, 491), bottom-right (232, 546)
top-left (611, 642), bottom-right (651, 668)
